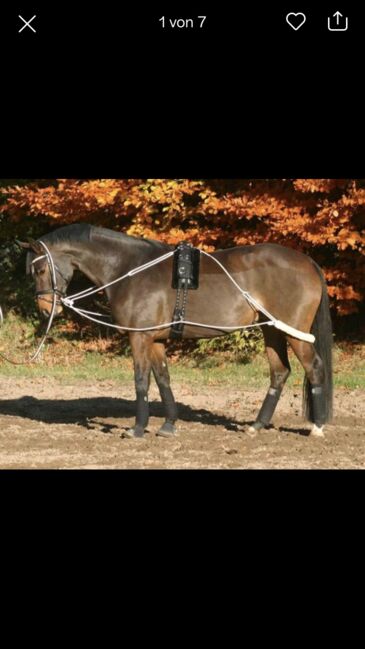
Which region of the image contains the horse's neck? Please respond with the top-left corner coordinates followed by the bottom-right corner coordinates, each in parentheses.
top-left (63, 239), bottom-right (146, 287)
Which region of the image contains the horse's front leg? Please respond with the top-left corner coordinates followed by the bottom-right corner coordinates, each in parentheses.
top-left (124, 333), bottom-right (153, 438)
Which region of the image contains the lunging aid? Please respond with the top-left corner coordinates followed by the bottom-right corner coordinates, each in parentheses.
top-left (26, 241), bottom-right (315, 342)
top-left (171, 242), bottom-right (200, 339)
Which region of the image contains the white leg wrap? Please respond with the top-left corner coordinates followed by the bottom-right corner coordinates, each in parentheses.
top-left (310, 424), bottom-right (325, 437)
top-left (247, 425), bottom-right (258, 437)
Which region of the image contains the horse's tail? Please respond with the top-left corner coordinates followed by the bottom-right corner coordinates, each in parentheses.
top-left (303, 262), bottom-right (333, 423)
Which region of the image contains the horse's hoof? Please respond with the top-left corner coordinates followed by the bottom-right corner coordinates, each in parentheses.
top-left (122, 427), bottom-right (144, 439)
top-left (156, 422), bottom-right (177, 438)
top-left (310, 424), bottom-right (325, 437)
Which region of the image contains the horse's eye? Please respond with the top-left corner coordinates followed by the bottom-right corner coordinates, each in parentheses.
top-left (36, 268), bottom-right (46, 276)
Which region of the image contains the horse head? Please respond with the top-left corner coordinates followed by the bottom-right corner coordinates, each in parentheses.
top-left (17, 238), bottom-right (74, 317)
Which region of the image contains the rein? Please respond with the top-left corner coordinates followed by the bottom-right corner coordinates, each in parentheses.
top-left (0, 241), bottom-right (60, 365)
top-left (0, 242), bottom-right (315, 365)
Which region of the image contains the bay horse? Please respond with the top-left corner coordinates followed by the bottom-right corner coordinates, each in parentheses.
top-left (18, 223), bottom-right (333, 438)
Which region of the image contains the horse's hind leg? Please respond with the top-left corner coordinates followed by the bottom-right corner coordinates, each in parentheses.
top-left (287, 338), bottom-right (325, 437)
top-left (248, 328), bottom-right (291, 436)
top-left (151, 342), bottom-right (178, 437)
top-left (124, 333), bottom-right (153, 438)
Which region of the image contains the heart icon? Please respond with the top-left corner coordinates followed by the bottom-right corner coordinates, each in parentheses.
top-left (286, 12), bottom-right (306, 30)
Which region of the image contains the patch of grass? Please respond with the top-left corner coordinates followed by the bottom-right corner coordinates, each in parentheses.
top-left (1, 343), bottom-right (365, 389)
top-left (331, 344), bottom-right (365, 389)
top-left (1, 312), bottom-right (365, 388)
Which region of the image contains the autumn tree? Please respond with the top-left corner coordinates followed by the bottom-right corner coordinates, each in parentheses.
top-left (1, 178), bottom-right (364, 322)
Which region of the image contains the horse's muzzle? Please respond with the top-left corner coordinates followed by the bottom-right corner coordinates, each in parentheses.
top-left (37, 296), bottom-right (63, 318)
top-left (40, 306), bottom-right (63, 318)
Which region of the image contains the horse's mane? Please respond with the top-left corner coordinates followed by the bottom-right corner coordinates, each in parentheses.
top-left (89, 225), bottom-right (171, 250)
top-left (40, 223), bottom-right (92, 245)
top-left (40, 223), bottom-right (170, 251)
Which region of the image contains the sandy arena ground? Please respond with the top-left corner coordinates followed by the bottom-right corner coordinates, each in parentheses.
top-left (0, 377), bottom-right (364, 468)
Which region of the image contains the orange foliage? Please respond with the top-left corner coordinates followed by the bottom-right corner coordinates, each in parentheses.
top-left (1, 178), bottom-right (365, 316)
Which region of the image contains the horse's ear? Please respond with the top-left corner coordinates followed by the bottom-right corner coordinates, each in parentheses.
top-left (28, 238), bottom-right (45, 254)
top-left (16, 239), bottom-right (31, 249)
top-left (16, 238), bottom-right (44, 254)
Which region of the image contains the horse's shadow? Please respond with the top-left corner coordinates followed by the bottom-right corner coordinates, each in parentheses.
top-left (0, 395), bottom-right (247, 433)
top-left (0, 395), bottom-right (309, 436)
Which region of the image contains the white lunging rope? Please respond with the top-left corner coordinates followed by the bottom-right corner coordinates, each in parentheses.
top-left (66, 250), bottom-right (176, 302)
top-left (1, 244), bottom-right (315, 362)
top-left (61, 248), bottom-right (315, 343)
top-left (0, 241), bottom-right (59, 364)
top-left (63, 300), bottom-right (274, 333)
top-left (201, 251), bottom-right (315, 343)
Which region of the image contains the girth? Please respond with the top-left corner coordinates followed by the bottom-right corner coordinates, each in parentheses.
top-left (170, 242), bottom-right (200, 339)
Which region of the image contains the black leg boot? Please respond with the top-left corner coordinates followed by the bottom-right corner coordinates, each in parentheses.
top-left (252, 387), bottom-right (282, 431)
top-left (310, 386), bottom-right (326, 427)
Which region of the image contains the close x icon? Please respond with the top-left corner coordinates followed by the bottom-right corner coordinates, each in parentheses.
top-left (18, 14), bottom-right (37, 33)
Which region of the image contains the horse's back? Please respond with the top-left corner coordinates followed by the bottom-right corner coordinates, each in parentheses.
top-left (213, 242), bottom-right (316, 270)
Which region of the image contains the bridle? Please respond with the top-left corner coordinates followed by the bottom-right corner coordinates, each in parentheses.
top-left (0, 240), bottom-right (64, 364)
top-left (32, 242), bottom-right (68, 305)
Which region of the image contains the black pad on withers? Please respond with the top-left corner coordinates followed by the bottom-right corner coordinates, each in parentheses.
top-left (172, 242), bottom-right (200, 290)
top-left (310, 386), bottom-right (326, 426)
top-left (256, 387), bottom-right (282, 426)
